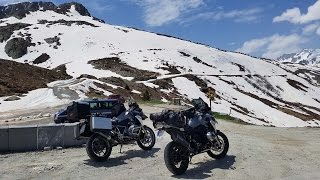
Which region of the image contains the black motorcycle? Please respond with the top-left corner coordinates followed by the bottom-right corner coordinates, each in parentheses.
top-left (150, 98), bottom-right (229, 175)
top-left (79, 98), bottom-right (156, 162)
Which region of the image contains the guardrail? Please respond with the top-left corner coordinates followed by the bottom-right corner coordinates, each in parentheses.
top-left (0, 123), bottom-right (86, 153)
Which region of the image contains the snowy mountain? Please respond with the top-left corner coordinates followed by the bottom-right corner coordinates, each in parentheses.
top-left (0, 2), bottom-right (319, 127)
top-left (277, 49), bottom-right (320, 66)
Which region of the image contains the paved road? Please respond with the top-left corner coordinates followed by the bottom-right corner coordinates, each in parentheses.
top-left (1, 105), bottom-right (319, 180)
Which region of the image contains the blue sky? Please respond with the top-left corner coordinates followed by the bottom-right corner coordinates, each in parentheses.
top-left (2, 0), bottom-right (320, 59)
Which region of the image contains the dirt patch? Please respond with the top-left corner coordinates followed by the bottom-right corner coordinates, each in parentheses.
top-left (178, 51), bottom-right (191, 57)
top-left (89, 57), bottom-right (160, 81)
top-left (231, 62), bottom-right (246, 72)
top-left (0, 59), bottom-right (71, 97)
top-left (235, 88), bottom-right (320, 121)
top-left (287, 79), bottom-right (308, 92)
top-left (97, 77), bottom-right (164, 100)
top-left (192, 56), bottom-right (216, 68)
top-left (38, 19), bottom-right (98, 27)
top-left (153, 78), bottom-right (174, 89)
top-left (52, 64), bottom-right (69, 77)
top-left (244, 75), bottom-right (280, 97)
top-left (77, 74), bottom-right (98, 80)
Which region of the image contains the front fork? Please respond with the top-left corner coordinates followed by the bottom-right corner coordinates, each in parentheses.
top-left (208, 120), bottom-right (222, 147)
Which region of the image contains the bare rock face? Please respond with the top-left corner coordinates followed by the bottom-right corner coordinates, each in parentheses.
top-left (56, 2), bottom-right (91, 16)
top-left (0, 2), bottom-right (91, 20)
top-left (0, 2), bottom-right (56, 19)
top-left (5, 38), bottom-right (30, 59)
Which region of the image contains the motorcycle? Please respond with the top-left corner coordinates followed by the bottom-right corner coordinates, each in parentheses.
top-left (150, 98), bottom-right (229, 175)
top-left (79, 98), bottom-right (156, 162)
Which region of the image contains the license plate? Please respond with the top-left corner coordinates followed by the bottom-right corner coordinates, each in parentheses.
top-left (157, 130), bottom-right (164, 137)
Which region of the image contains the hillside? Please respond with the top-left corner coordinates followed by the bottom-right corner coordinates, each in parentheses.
top-left (0, 59), bottom-right (70, 97)
top-left (0, 2), bottom-right (319, 127)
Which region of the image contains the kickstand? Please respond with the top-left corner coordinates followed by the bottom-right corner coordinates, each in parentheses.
top-left (119, 144), bottom-right (123, 153)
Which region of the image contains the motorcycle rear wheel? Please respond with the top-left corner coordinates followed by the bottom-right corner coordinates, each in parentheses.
top-left (137, 126), bottom-right (156, 150)
top-left (164, 141), bottom-right (190, 175)
top-left (86, 133), bottom-right (112, 162)
top-left (207, 131), bottom-right (229, 159)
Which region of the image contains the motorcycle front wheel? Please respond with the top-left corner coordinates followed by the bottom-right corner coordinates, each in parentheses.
top-left (207, 131), bottom-right (229, 159)
top-left (137, 126), bottom-right (156, 150)
top-left (164, 141), bottom-right (190, 175)
top-left (86, 133), bottom-right (112, 162)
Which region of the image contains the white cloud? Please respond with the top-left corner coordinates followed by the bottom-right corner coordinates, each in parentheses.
top-left (181, 8), bottom-right (263, 24)
top-left (132, 0), bottom-right (204, 26)
top-left (237, 34), bottom-right (306, 59)
top-left (302, 23), bottom-right (320, 34)
top-left (273, 0), bottom-right (320, 24)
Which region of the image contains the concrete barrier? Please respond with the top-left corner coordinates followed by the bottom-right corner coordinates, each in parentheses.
top-left (8, 125), bottom-right (37, 152)
top-left (0, 123), bottom-right (87, 153)
top-left (63, 123), bottom-right (86, 147)
top-left (0, 126), bottom-right (9, 152)
top-left (38, 124), bottom-right (64, 150)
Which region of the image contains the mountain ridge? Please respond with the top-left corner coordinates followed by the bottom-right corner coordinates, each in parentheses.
top-left (277, 49), bottom-right (320, 66)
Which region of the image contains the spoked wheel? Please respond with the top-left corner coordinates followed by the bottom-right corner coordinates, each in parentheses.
top-left (86, 133), bottom-right (112, 162)
top-left (164, 141), bottom-right (190, 175)
top-left (207, 131), bottom-right (229, 159)
top-left (137, 126), bottom-right (156, 150)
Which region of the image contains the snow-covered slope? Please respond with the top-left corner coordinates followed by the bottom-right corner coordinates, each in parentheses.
top-left (0, 2), bottom-right (319, 127)
top-left (277, 49), bottom-right (320, 66)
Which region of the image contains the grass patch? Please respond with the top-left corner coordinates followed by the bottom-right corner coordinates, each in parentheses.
top-left (212, 112), bottom-right (251, 125)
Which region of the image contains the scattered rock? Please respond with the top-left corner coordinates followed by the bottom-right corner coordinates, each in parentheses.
top-left (43, 146), bottom-right (53, 151)
top-left (56, 147), bottom-right (63, 150)
top-left (4, 95), bottom-right (21, 101)
top-left (43, 113), bottom-right (51, 117)
top-left (0, 23), bottom-right (31, 42)
top-left (33, 53), bottom-right (50, 64)
top-left (44, 36), bottom-right (60, 45)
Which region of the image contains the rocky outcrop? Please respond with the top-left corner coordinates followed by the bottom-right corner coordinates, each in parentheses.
top-left (0, 23), bottom-right (31, 42)
top-left (5, 38), bottom-right (30, 59)
top-left (0, 2), bottom-right (91, 19)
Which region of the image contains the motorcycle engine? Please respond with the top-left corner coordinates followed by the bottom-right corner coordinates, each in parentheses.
top-left (128, 125), bottom-right (140, 137)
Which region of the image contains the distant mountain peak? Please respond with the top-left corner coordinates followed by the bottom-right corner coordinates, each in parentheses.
top-left (277, 49), bottom-right (320, 66)
top-left (0, 1), bottom-right (91, 19)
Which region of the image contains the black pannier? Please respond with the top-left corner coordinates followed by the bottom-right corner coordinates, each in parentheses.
top-left (150, 109), bottom-right (185, 128)
top-left (67, 101), bottom-right (90, 121)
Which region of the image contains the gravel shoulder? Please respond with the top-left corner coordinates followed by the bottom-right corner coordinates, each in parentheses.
top-left (0, 105), bottom-right (320, 180)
